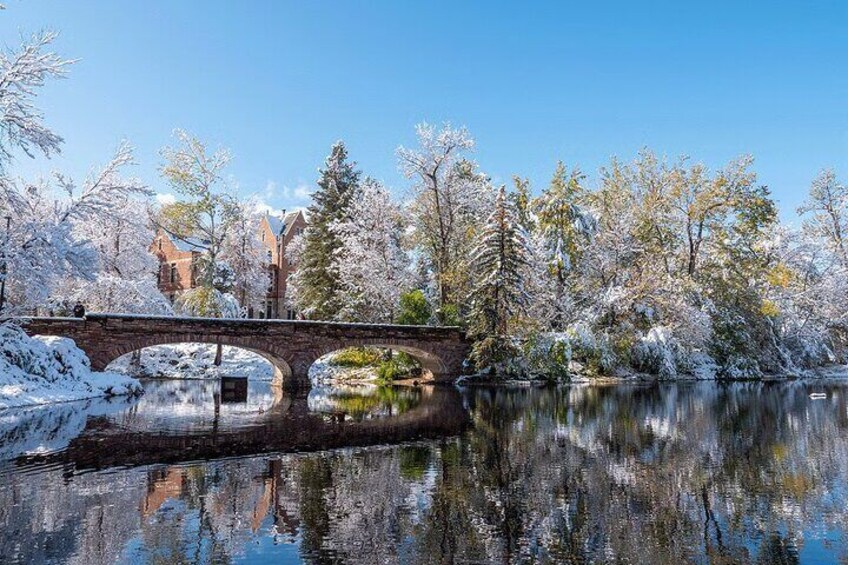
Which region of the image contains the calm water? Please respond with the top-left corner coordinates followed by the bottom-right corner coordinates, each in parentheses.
top-left (1, 379), bottom-right (847, 564)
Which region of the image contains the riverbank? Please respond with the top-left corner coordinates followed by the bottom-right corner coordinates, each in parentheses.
top-left (0, 322), bottom-right (142, 409)
top-left (456, 363), bottom-right (848, 387)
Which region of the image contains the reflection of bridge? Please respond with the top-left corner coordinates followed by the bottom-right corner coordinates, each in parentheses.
top-left (26, 387), bottom-right (470, 471)
top-left (23, 314), bottom-right (471, 391)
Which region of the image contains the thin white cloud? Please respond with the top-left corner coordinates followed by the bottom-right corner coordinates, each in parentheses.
top-left (292, 184), bottom-right (312, 199)
top-left (155, 193), bottom-right (176, 205)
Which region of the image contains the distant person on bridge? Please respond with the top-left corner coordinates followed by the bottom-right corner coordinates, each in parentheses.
top-left (72, 303), bottom-right (85, 318)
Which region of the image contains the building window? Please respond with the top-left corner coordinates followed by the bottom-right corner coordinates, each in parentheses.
top-left (261, 231), bottom-right (265, 242)
top-left (266, 300), bottom-right (273, 319)
top-left (169, 263), bottom-right (177, 284)
top-left (156, 268), bottom-right (162, 286)
top-left (266, 249), bottom-right (273, 263)
top-left (157, 239), bottom-right (163, 250)
top-left (286, 309), bottom-right (296, 320)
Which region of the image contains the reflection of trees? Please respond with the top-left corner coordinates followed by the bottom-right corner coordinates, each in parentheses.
top-left (3, 382), bottom-right (848, 563)
top-left (403, 383), bottom-right (848, 563)
top-left (308, 385), bottom-right (423, 420)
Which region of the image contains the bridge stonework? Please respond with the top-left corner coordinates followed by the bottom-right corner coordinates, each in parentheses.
top-left (22, 314), bottom-right (471, 391)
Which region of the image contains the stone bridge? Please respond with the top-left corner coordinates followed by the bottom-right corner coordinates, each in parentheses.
top-left (22, 314), bottom-right (471, 391)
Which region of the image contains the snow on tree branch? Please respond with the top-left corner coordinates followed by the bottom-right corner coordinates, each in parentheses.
top-left (0, 30), bottom-right (75, 167)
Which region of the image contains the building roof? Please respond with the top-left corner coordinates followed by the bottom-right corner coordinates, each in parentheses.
top-left (266, 214), bottom-right (285, 236)
top-left (282, 210), bottom-right (301, 233)
top-left (265, 210), bottom-right (304, 238)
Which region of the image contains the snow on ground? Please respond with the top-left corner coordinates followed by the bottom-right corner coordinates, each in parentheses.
top-left (0, 323), bottom-right (142, 410)
top-left (108, 345), bottom-right (382, 384)
top-left (108, 343), bottom-right (274, 380)
top-left (309, 355), bottom-right (380, 385)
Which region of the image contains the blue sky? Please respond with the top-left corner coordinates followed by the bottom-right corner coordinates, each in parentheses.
top-left (2, 1), bottom-right (846, 219)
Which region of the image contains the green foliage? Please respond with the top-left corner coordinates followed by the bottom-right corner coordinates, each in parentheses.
top-left (329, 348), bottom-right (420, 383)
top-left (437, 303), bottom-right (462, 327)
top-left (157, 130), bottom-right (237, 290)
top-left (376, 352), bottom-right (420, 383)
top-left (173, 287), bottom-right (240, 318)
top-left (522, 333), bottom-right (571, 382)
top-left (509, 176), bottom-right (536, 233)
top-left (395, 290), bottom-right (432, 325)
top-left (536, 161), bottom-right (591, 276)
top-left (329, 347), bottom-right (382, 368)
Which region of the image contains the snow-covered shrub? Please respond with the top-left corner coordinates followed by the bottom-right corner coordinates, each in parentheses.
top-left (782, 332), bottom-right (835, 370)
top-left (174, 287), bottom-right (242, 318)
top-left (564, 322), bottom-right (617, 375)
top-left (630, 326), bottom-right (681, 379)
top-left (709, 306), bottom-right (767, 379)
top-left (0, 322), bottom-right (141, 408)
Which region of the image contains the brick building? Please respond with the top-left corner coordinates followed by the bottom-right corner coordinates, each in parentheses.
top-left (152, 209), bottom-right (307, 319)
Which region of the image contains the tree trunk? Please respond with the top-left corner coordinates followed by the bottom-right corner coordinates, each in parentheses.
top-left (130, 350), bottom-right (142, 374)
top-left (214, 342), bottom-right (223, 366)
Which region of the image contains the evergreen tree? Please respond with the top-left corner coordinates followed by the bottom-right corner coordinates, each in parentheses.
top-left (535, 162), bottom-right (595, 329)
top-left (469, 186), bottom-right (531, 370)
top-left (291, 141), bottom-right (360, 319)
top-left (509, 175), bottom-right (536, 233)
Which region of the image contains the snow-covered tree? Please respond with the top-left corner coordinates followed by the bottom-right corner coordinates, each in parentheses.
top-left (760, 229), bottom-right (844, 368)
top-left (535, 162), bottom-right (596, 328)
top-left (64, 274), bottom-right (171, 315)
top-left (0, 31), bottom-right (73, 168)
top-left (468, 186), bottom-right (531, 370)
top-left (290, 141), bottom-right (360, 320)
top-left (220, 198), bottom-right (270, 314)
top-left (1, 142), bottom-right (154, 313)
top-left (0, 30), bottom-right (71, 315)
top-left (332, 178), bottom-right (413, 322)
top-left (798, 169), bottom-right (848, 268)
top-left (157, 129), bottom-right (236, 286)
top-left (157, 131), bottom-right (244, 364)
top-left (60, 197), bottom-right (171, 315)
top-left (398, 123), bottom-right (493, 322)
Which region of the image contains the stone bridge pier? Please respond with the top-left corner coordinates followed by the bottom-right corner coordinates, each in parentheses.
top-left (22, 314), bottom-right (471, 391)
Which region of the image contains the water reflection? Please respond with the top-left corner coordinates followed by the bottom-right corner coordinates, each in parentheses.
top-left (308, 384), bottom-right (423, 421)
top-left (1, 380), bottom-right (847, 563)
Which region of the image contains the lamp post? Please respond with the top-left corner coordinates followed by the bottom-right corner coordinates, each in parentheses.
top-left (0, 215), bottom-right (10, 315)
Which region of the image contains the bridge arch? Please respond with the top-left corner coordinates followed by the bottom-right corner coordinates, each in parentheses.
top-left (91, 335), bottom-right (293, 386)
top-left (305, 340), bottom-right (448, 383)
